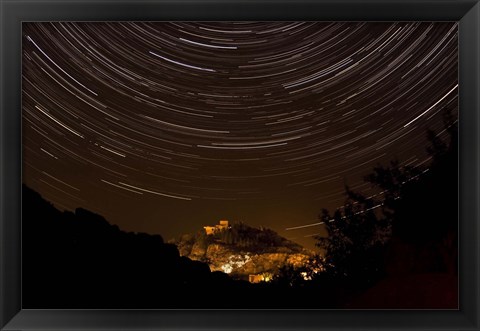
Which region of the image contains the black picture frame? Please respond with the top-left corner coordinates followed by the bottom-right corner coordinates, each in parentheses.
top-left (1, 0), bottom-right (479, 330)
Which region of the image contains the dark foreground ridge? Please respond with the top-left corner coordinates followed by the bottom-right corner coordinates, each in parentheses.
top-left (23, 185), bottom-right (232, 309)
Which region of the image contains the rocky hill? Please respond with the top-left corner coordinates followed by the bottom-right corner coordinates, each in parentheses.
top-left (169, 221), bottom-right (313, 280)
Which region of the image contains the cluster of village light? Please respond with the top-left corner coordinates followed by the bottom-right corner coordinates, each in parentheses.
top-left (220, 254), bottom-right (325, 283)
top-left (220, 254), bottom-right (251, 274)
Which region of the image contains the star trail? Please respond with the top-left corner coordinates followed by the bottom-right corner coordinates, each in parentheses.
top-left (22, 22), bottom-right (458, 249)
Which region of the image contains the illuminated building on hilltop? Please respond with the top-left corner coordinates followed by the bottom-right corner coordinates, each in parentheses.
top-left (204, 220), bottom-right (229, 235)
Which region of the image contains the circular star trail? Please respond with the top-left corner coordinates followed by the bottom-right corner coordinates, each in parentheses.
top-left (22, 22), bottom-right (458, 248)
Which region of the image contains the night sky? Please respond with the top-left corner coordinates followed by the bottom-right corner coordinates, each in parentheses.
top-left (22, 22), bottom-right (458, 249)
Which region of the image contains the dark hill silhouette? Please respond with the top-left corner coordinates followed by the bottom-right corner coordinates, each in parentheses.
top-left (22, 185), bottom-right (238, 308)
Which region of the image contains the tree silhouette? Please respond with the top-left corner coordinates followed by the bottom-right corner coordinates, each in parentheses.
top-left (315, 188), bottom-right (389, 289)
top-left (315, 109), bottom-right (458, 288)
